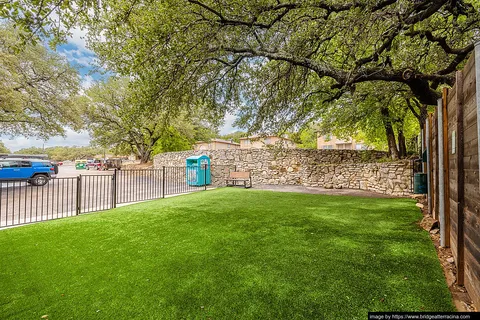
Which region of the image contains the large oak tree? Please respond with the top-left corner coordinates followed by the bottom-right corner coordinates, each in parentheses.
top-left (317, 82), bottom-right (421, 159)
top-left (0, 24), bottom-right (81, 138)
top-left (83, 77), bottom-right (217, 163)
top-left (5, 0), bottom-right (480, 132)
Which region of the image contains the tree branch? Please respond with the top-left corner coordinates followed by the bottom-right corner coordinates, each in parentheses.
top-left (220, 46), bottom-right (346, 80)
top-left (405, 30), bottom-right (474, 55)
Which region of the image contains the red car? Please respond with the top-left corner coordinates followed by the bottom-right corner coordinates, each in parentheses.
top-left (86, 160), bottom-right (103, 170)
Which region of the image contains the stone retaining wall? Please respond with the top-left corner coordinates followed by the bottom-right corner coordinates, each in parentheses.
top-left (154, 149), bottom-right (412, 196)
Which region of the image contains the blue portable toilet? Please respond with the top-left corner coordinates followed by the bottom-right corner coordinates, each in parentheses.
top-left (186, 155), bottom-right (211, 186)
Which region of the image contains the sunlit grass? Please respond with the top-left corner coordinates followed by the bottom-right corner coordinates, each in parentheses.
top-left (0, 188), bottom-right (454, 319)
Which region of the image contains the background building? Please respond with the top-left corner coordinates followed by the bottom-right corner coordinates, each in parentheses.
top-left (194, 139), bottom-right (240, 151)
top-left (316, 134), bottom-right (367, 150)
top-left (239, 135), bottom-right (296, 149)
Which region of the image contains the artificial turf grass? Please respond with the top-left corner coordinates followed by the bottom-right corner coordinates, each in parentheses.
top-left (0, 188), bottom-right (454, 319)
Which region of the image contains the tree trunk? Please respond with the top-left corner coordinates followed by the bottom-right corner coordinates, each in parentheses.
top-left (380, 107), bottom-right (399, 160)
top-left (397, 129), bottom-right (407, 158)
top-left (139, 150), bottom-right (151, 163)
top-left (135, 144), bottom-right (152, 164)
top-left (405, 98), bottom-right (428, 130)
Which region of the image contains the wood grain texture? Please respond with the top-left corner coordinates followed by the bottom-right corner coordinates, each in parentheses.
top-left (443, 88), bottom-right (451, 247)
top-left (455, 70), bottom-right (465, 285)
top-left (429, 53), bottom-right (479, 308)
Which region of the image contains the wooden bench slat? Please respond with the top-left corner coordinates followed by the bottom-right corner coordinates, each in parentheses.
top-left (226, 171), bottom-right (252, 188)
top-left (229, 171), bottom-right (250, 179)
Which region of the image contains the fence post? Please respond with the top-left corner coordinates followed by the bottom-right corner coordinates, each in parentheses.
top-left (426, 114), bottom-right (432, 215)
top-left (421, 128), bottom-right (426, 173)
top-left (442, 88), bottom-right (451, 248)
top-left (437, 98), bottom-right (446, 247)
top-left (410, 159), bottom-right (414, 193)
top-left (455, 70), bottom-right (465, 286)
top-left (76, 175), bottom-right (81, 215)
top-left (162, 166), bottom-right (165, 198)
top-left (112, 169), bottom-right (117, 209)
top-left (475, 40), bottom-right (480, 193)
top-left (204, 164), bottom-right (207, 191)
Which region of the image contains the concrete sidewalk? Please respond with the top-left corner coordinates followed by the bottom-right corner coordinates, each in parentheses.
top-left (251, 184), bottom-right (401, 198)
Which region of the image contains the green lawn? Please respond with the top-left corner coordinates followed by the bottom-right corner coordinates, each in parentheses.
top-left (0, 188), bottom-right (453, 319)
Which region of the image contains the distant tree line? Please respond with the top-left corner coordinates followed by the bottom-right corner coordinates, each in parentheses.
top-left (12, 146), bottom-right (107, 161)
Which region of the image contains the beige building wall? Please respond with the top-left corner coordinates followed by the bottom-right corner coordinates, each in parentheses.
top-left (194, 140), bottom-right (240, 151)
top-left (316, 135), bottom-right (366, 150)
top-left (239, 136), bottom-right (296, 149)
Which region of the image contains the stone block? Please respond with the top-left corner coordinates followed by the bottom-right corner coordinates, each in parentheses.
top-left (153, 149), bottom-right (408, 195)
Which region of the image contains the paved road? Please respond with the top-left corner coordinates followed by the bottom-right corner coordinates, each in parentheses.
top-left (0, 166), bottom-right (204, 228)
top-left (57, 164), bottom-right (114, 177)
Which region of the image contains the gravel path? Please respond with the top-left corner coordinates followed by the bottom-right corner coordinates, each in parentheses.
top-left (251, 184), bottom-right (402, 198)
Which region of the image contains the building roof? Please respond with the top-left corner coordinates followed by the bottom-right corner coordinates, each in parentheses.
top-left (0, 158), bottom-right (51, 163)
top-left (239, 135), bottom-right (292, 141)
top-left (195, 139), bottom-right (240, 146)
top-left (0, 154), bottom-right (49, 159)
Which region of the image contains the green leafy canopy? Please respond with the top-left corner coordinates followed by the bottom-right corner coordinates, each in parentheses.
top-left (0, 23), bottom-right (81, 138)
top-left (4, 0), bottom-right (479, 136)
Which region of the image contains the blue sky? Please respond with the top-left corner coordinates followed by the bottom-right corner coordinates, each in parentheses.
top-left (3, 28), bottom-right (238, 152)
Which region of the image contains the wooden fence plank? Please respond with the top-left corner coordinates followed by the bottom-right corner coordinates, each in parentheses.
top-left (447, 86), bottom-right (457, 105)
top-left (434, 53), bottom-right (478, 308)
top-left (443, 88), bottom-right (451, 247)
top-left (456, 70), bottom-right (465, 286)
top-left (427, 112), bottom-right (437, 219)
top-left (464, 100), bottom-right (478, 131)
top-left (434, 110), bottom-right (439, 220)
top-left (465, 248), bottom-right (480, 308)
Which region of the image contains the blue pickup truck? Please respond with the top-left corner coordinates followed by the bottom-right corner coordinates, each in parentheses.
top-left (0, 158), bottom-right (57, 186)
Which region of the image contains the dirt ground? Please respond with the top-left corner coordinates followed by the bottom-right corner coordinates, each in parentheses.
top-left (121, 162), bottom-right (154, 169)
top-left (415, 195), bottom-right (477, 312)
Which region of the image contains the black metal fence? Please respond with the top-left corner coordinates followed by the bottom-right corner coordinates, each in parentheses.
top-left (80, 174), bottom-right (114, 213)
top-left (0, 178), bottom-right (79, 227)
top-left (0, 166), bottom-right (216, 228)
top-left (116, 169), bottom-right (163, 204)
top-left (164, 166), bottom-right (207, 196)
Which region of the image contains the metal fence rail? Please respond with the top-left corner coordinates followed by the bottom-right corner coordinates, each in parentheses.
top-left (116, 169), bottom-right (163, 204)
top-left (164, 166), bottom-right (206, 196)
top-left (80, 175), bottom-right (114, 214)
top-left (0, 178), bottom-right (78, 228)
top-left (0, 166), bottom-right (216, 228)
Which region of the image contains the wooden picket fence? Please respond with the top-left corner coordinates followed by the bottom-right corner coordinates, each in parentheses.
top-left (426, 47), bottom-right (480, 309)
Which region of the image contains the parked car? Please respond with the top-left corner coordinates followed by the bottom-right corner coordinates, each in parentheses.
top-left (0, 159), bottom-right (56, 186)
top-left (87, 159), bottom-right (103, 170)
top-left (102, 158), bottom-right (122, 170)
top-left (50, 161), bottom-right (59, 174)
top-left (0, 153), bottom-right (49, 160)
top-left (75, 159), bottom-right (88, 170)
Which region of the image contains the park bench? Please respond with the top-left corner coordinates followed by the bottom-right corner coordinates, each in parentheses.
top-left (226, 171), bottom-right (252, 188)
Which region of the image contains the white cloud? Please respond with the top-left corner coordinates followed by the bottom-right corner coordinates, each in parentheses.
top-left (2, 130), bottom-right (91, 152)
top-left (59, 49), bottom-right (94, 66)
top-left (67, 27), bottom-right (93, 54)
top-left (2, 137), bottom-right (39, 152)
top-left (220, 112), bottom-right (240, 135)
top-left (81, 75), bottom-right (95, 90)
